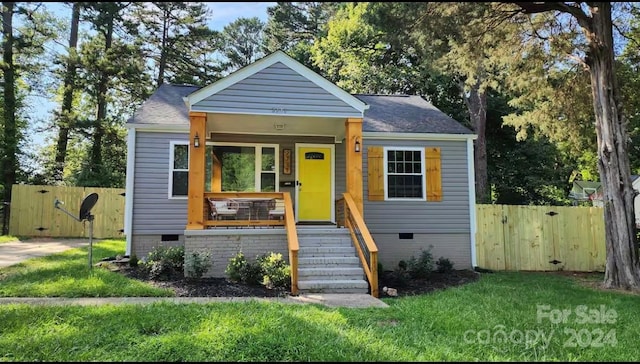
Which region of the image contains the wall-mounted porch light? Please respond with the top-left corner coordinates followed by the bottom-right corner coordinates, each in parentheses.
top-left (194, 132), bottom-right (200, 148)
top-left (354, 137), bottom-right (361, 153)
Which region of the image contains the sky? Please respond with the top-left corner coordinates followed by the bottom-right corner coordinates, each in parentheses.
top-left (27, 2), bottom-right (275, 159)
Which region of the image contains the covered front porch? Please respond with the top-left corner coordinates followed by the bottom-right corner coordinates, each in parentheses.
top-left (185, 112), bottom-right (364, 230)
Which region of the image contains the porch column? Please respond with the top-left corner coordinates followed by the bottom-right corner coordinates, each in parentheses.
top-left (187, 112), bottom-right (206, 230)
top-left (345, 117), bottom-right (363, 215)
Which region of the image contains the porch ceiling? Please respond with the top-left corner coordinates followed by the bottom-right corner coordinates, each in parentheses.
top-left (205, 113), bottom-right (345, 141)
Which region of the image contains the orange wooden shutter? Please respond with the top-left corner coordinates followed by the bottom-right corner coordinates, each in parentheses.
top-left (426, 147), bottom-right (442, 201)
top-left (367, 146), bottom-right (384, 201)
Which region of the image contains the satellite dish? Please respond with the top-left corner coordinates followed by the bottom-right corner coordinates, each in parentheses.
top-left (79, 193), bottom-right (99, 221)
top-left (54, 192), bottom-right (100, 270)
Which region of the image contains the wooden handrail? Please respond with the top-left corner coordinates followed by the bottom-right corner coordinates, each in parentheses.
top-left (342, 192), bottom-right (379, 297)
top-left (283, 192), bottom-right (299, 295)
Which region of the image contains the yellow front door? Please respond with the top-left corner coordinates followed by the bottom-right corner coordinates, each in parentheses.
top-left (297, 146), bottom-right (332, 221)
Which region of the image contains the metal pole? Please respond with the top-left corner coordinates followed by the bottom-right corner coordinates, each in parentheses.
top-left (88, 215), bottom-right (93, 270)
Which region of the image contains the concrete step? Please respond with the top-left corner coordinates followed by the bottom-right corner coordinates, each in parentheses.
top-left (298, 267), bottom-right (365, 281)
top-left (298, 238), bottom-right (353, 247)
top-left (298, 279), bottom-right (369, 294)
top-left (298, 256), bottom-right (361, 266)
top-left (298, 246), bottom-right (356, 257)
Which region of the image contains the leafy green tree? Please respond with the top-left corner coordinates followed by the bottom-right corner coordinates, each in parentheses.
top-left (52, 2), bottom-right (81, 183)
top-left (72, 2), bottom-right (149, 187)
top-left (220, 17), bottom-right (266, 72)
top-left (265, 2), bottom-right (340, 70)
top-left (133, 2), bottom-right (221, 87)
top-left (1, 2), bottom-right (60, 201)
top-left (511, 2), bottom-right (639, 289)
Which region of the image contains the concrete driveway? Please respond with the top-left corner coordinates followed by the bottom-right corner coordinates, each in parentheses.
top-left (0, 238), bottom-right (89, 268)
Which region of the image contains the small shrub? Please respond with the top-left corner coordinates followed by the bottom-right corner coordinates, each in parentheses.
top-left (257, 252), bottom-right (290, 289)
top-left (387, 266), bottom-right (410, 287)
top-left (377, 262), bottom-right (384, 274)
top-left (225, 252), bottom-right (262, 285)
top-left (129, 254), bottom-right (139, 268)
top-left (406, 248), bottom-right (434, 279)
top-left (185, 250), bottom-right (212, 279)
top-left (436, 257), bottom-right (454, 273)
top-left (143, 245), bottom-right (185, 280)
top-left (225, 251), bottom-right (247, 282)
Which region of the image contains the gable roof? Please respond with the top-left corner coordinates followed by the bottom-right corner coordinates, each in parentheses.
top-left (185, 50), bottom-right (368, 116)
top-left (572, 181), bottom-right (602, 191)
top-left (355, 95), bottom-right (473, 134)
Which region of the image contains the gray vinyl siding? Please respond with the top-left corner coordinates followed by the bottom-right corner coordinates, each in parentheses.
top-left (132, 131), bottom-right (189, 235)
top-left (192, 62), bottom-right (362, 118)
top-left (363, 138), bottom-right (471, 234)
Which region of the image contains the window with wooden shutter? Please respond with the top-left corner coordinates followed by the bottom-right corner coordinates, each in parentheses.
top-left (367, 146), bottom-right (384, 201)
top-left (369, 145), bottom-right (443, 202)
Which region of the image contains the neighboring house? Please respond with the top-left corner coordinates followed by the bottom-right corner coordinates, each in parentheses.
top-left (570, 177), bottom-right (640, 226)
top-left (124, 50), bottom-right (477, 296)
top-left (633, 175), bottom-right (640, 227)
top-left (569, 180), bottom-right (603, 207)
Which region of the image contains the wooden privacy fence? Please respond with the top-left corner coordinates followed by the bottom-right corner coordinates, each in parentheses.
top-left (476, 204), bottom-right (606, 272)
top-left (9, 184), bottom-right (125, 239)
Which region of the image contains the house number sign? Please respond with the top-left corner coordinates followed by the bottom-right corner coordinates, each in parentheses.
top-left (271, 107), bottom-right (287, 114)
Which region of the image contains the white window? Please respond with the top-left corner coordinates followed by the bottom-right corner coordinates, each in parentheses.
top-left (169, 141), bottom-right (189, 198)
top-left (205, 143), bottom-right (279, 192)
top-left (384, 147), bottom-right (426, 200)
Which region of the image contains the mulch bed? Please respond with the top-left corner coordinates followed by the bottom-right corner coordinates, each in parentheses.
top-left (105, 260), bottom-right (480, 298)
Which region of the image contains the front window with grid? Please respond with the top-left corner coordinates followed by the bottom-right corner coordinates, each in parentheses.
top-left (385, 148), bottom-right (425, 199)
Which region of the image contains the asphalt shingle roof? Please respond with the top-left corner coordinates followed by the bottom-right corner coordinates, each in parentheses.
top-left (128, 84), bottom-right (198, 125)
top-left (354, 94), bottom-right (473, 134)
top-left (128, 85), bottom-right (474, 135)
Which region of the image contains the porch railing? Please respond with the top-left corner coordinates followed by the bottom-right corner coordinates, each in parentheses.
top-left (203, 191), bottom-right (298, 295)
top-left (204, 192), bottom-right (285, 227)
top-left (340, 192), bottom-right (379, 297)
top-left (282, 192), bottom-right (299, 295)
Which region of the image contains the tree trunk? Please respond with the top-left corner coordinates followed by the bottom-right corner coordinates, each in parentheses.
top-left (466, 83), bottom-right (489, 203)
top-left (156, 9), bottom-right (168, 86)
top-left (587, 3), bottom-right (640, 289)
top-left (90, 12), bottom-right (114, 179)
top-left (53, 2), bottom-right (80, 182)
top-left (1, 2), bottom-right (16, 203)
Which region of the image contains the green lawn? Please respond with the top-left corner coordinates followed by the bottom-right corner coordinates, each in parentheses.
top-left (0, 239), bottom-right (173, 297)
top-left (0, 235), bottom-right (18, 244)
top-left (0, 240), bottom-right (639, 361)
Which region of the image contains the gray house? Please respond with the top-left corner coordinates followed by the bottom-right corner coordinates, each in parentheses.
top-left (124, 51), bottom-right (477, 297)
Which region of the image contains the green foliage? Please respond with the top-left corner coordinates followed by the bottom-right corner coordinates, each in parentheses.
top-left (184, 250), bottom-right (212, 279)
top-left (4, 272), bottom-right (640, 361)
top-left (225, 251), bottom-right (247, 282)
top-left (143, 245), bottom-right (185, 280)
top-left (435, 257), bottom-right (454, 273)
top-left (226, 251), bottom-right (291, 289)
top-left (486, 92), bottom-right (574, 205)
top-left (405, 248), bottom-right (434, 279)
top-left (0, 239), bottom-right (173, 297)
top-left (220, 17), bottom-right (267, 72)
top-left (257, 252), bottom-right (291, 289)
top-left (129, 254), bottom-right (139, 268)
top-left (225, 251), bottom-right (262, 285)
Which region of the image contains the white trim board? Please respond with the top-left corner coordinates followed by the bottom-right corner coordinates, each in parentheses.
top-left (124, 128), bottom-right (136, 256)
top-left (363, 132), bottom-right (477, 141)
